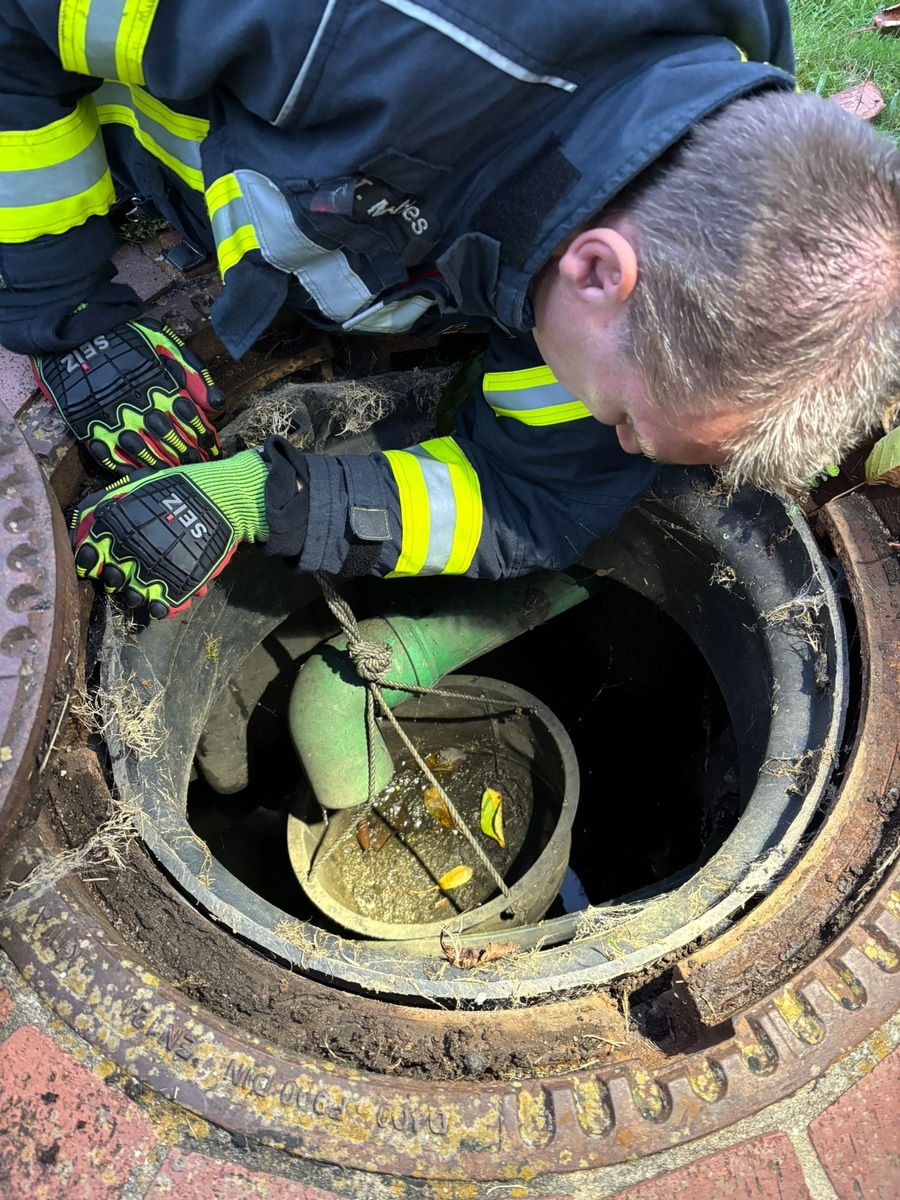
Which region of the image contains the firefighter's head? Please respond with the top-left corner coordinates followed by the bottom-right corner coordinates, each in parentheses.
top-left (532, 89), bottom-right (900, 490)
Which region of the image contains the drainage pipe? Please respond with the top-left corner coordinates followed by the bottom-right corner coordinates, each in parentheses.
top-left (289, 568), bottom-right (604, 810)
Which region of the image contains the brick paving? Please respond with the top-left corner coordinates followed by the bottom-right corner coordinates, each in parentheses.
top-left (610, 1133), bottom-right (811, 1199)
top-left (809, 1045), bottom-right (900, 1200)
top-left (0, 1025), bottom-right (158, 1200)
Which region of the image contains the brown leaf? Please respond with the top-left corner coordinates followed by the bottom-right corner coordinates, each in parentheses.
top-left (440, 931), bottom-right (520, 969)
top-left (873, 4), bottom-right (900, 30)
top-left (356, 817), bottom-right (371, 852)
top-left (828, 82), bottom-right (885, 120)
top-left (870, 465), bottom-right (900, 488)
top-left (423, 785), bottom-right (456, 829)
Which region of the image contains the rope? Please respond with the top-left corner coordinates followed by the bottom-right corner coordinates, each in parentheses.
top-left (313, 572), bottom-right (512, 900)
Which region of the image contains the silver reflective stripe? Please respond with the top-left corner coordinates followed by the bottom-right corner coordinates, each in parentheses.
top-left (83, 0), bottom-right (129, 78)
top-left (0, 126), bottom-right (108, 207)
top-left (407, 445), bottom-right (458, 574)
top-left (236, 170), bottom-right (372, 321)
top-left (209, 190), bottom-right (252, 249)
top-left (275, 0), bottom-right (341, 127)
top-left (95, 82), bottom-right (203, 175)
top-left (342, 294), bottom-right (437, 333)
top-left (377, 0), bottom-right (577, 92)
top-left (483, 379), bottom-right (575, 412)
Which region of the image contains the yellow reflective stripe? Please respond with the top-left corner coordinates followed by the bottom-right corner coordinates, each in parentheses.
top-left (216, 224), bottom-right (260, 275)
top-left (0, 96), bottom-right (115, 240)
top-left (0, 170), bottom-right (115, 240)
top-left (205, 174), bottom-right (260, 275)
top-left (482, 365), bottom-right (557, 392)
top-left (483, 363), bottom-right (592, 426)
top-left (114, 0), bottom-right (159, 85)
top-left (418, 437), bottom-right (482, 575)
top-left (384, 449), bottom-right (431, 577)
top-left (384, 438), bottom-right (483, 578)
top-left (488, 400), bottom-right (592, 426)
top-left (96, 98), bottom-right (204, 190)
top-left (59, 0), bottom-right (159, 83)
top-left (0, 98), bottom-right (97, 169)
top-left (59, 0), bottom-right (91, 76)
top-left (96, 84), bottom-right (207, 189)
top-left (127, 87), bottom-right (208, 142)
top-left (206, 173), bottom-right (244, 218)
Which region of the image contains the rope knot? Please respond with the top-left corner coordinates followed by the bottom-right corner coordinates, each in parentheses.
top-left (347, 637), bottom-right (393, 683)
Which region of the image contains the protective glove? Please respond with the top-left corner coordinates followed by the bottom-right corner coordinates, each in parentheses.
top-left (32, 318), bottom-right (225, 473)
top-left (69, 450), bottom-right (269, 619)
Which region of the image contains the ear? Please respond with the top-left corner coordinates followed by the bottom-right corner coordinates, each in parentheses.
top-left (558, 227), bottom-right (638, 311)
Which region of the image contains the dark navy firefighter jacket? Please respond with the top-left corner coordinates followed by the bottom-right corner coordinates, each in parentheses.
top-left (0, 0), bottom-right (795, 580)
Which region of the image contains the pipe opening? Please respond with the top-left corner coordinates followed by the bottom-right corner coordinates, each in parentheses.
top-left (186, 578), bottom-right (739, 929)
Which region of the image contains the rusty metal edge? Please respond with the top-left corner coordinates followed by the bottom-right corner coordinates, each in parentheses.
top-left (0, 415), bottom-right (78, 883)
top-left (678, 492), bottom-right (900, 1022)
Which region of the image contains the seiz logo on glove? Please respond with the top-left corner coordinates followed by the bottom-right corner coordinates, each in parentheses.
top-left (32, 318), bottom-right (225, 473)
top-left (59, 333), bottom-right (111, 373)
top-left (162, 492), bottom-right (209, 539)
top-left (69, 452), bottom-right (270, 619)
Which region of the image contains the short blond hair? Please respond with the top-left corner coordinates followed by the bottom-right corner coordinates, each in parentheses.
top-left (622, 89), bottom-right (900, 490)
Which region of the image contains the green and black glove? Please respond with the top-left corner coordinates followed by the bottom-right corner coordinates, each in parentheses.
top-left (32, 318), bottom-right (224, 473)
top-left (69, 451), bottom-right (269, 618)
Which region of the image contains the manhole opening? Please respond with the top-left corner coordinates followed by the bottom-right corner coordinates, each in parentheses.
top-left (186, 577), bottom-right (740, 929)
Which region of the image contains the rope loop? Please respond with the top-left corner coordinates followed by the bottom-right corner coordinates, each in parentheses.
top-left (347, 636), bottom-right (393, 683)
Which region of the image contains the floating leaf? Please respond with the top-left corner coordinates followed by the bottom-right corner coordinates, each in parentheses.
top-left (480, 787), bottom-right (505, 847)
top-left (423, 785), bottom-right (456, 829)
top-left (440, 931), bottom-right (520, 969)
top-left (865, 428), bottom-right (900, 487)
top-left (438, 864), bottom-right (473, 892)
top-left (356, 817), bottom-right (371, 852)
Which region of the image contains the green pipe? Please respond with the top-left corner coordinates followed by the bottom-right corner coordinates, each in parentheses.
top-left (289, 568), bottom-right (604, 810)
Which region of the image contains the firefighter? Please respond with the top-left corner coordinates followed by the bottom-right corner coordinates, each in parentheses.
top-left (2, 1), bottom-right (898, 617)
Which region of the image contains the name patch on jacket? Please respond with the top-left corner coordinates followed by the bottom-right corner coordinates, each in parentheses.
top-left (310, 177), bottom-right (439, 265)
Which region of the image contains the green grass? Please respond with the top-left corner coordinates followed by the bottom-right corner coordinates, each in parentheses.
top-left (789, 0), bottom-right (900, 140)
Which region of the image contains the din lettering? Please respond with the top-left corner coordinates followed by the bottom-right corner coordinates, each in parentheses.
top-left (376, 1103), bottom-right (448, 1136)
top-left (224, 1058), bottom-right (274, 1097)
top-left (276, 1080), bottom-right (345, 1122)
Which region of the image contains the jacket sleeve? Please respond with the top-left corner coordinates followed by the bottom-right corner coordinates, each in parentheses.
top-left (264, 333), bottom-right (659, 580)
top-left (0, 0), bottom-right (144, 353)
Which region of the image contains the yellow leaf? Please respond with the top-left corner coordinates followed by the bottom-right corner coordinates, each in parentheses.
top-left (480, 787), bottom-right (505, 848)
top-left (423, 785), bottom-right (456, 829)
top-left (865, 428), bottom-right (900, 486)
top-left (438, 865), bottom-right (473, 892)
